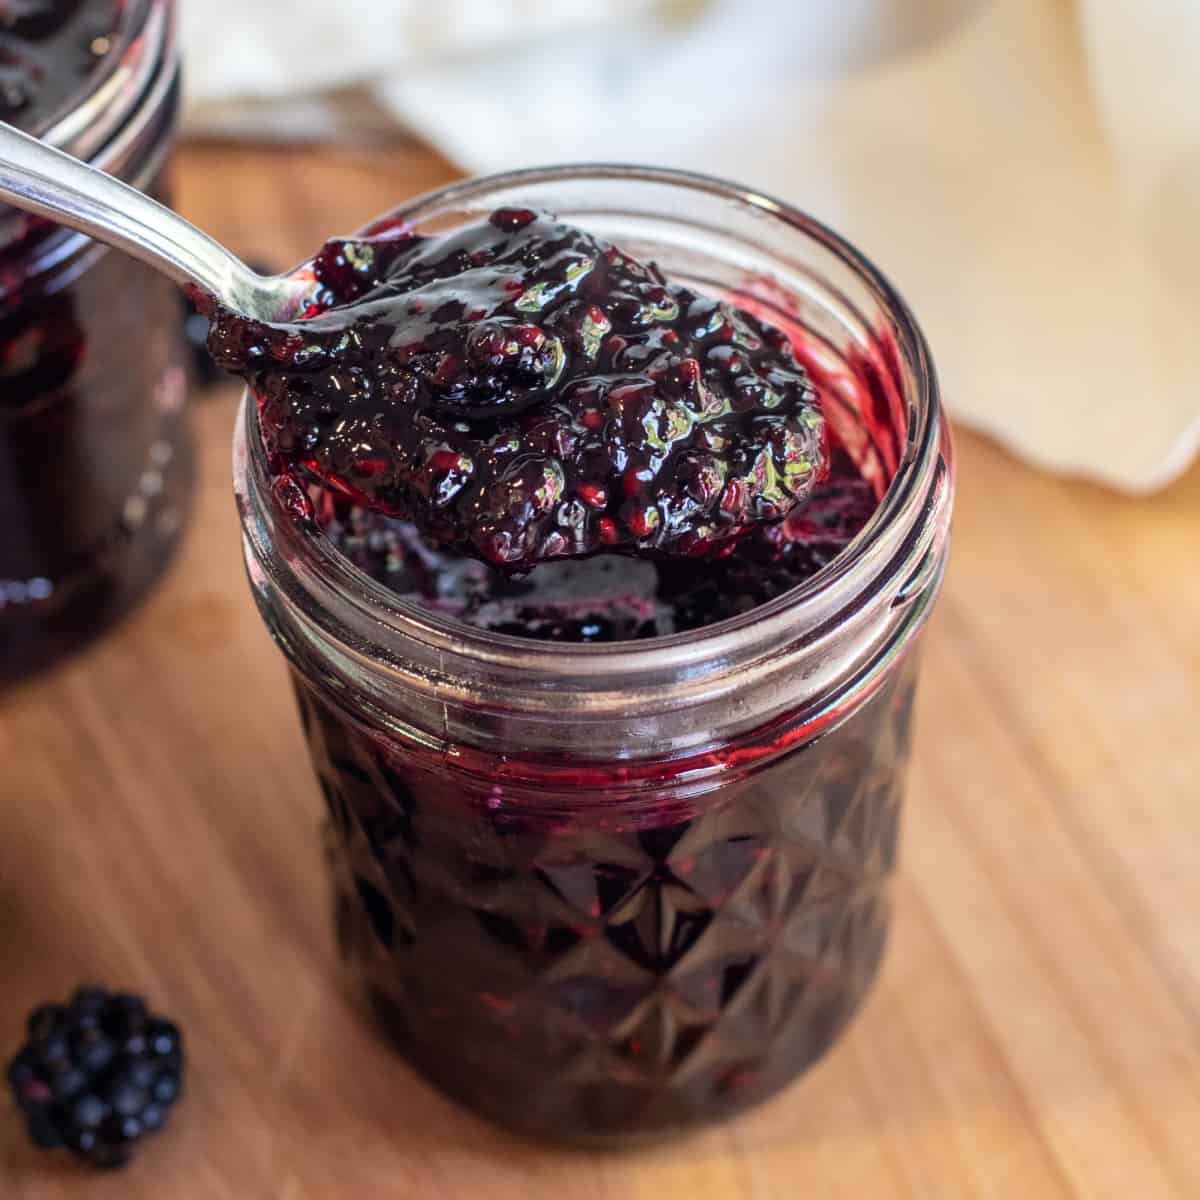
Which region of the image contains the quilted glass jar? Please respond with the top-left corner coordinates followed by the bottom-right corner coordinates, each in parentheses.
top-left (0, 0), bottom-right (191, 679)
top-left (233, 166), bottom-right (954, 1141)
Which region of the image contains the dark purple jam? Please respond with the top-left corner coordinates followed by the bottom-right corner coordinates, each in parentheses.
top-left (0, 11), bottom-right (189, 680)
top-left (209, 209), bottom-right (826, 568)
top-left (299, 645), bottom-right (917, 1140)
top-left (297, 344), bottom-right (909, 1138)
top-left (231, 206), bottom-right (923, 1139)
top-left (0, 217), bottom-right (192, 679)
top-left (0, 1), bottom-right (119, 134)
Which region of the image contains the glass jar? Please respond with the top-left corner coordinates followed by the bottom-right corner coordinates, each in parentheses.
top-left (233, 166), bottom-right (955, 1142)
top-left (0, 0), bottom-right (191, 680)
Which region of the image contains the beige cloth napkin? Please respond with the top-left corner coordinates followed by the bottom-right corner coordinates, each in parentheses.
top-left (182, 0), bottom-right (1200, 491)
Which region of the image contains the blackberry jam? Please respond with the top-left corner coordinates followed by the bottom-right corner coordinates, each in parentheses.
top-left (0, 0), bottom-right (190, 680)
top-left (234, 168), bottom-right (954, 1141)
top-left (210, 209), bottom-right (826, 567)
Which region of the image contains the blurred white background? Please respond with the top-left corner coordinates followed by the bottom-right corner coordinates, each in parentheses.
top-left (180, 0), bottom-right (1200, 491)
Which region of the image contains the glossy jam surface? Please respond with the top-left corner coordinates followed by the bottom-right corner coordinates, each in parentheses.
top-left (0, 0), bottom-right (119, 134)
top-left (210, 210), bottom-right (827, 567)
top-left (302, 650), bottom-right (916, 1140)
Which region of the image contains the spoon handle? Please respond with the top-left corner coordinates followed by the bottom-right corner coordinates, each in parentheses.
top-left (0, 121), bottom-right (264, 310)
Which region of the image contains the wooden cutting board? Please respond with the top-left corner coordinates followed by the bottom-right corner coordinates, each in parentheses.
top-left (2, 141), bottom-right (1198, 1199)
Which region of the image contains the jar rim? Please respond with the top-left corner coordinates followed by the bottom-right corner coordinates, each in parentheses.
top-left (240, 164), bottom-right (946, 649)
top-left (35, 0), bottom-right (172, 161)
top-left (235, 164), bottom-right (954, 755)
top-left (0, 0), bottom-right (178, 264)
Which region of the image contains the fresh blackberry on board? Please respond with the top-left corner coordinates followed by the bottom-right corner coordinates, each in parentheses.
top-left (7, 986), bottom-right (184, 1168)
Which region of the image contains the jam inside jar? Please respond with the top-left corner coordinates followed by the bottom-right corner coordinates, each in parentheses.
top-left (234, 167), bottom-right (955, 1142)
top-left (0, 0), bottom-right (191, 680)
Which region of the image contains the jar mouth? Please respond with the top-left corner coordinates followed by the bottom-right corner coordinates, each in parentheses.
top-left (231, 166), bottom-right (945, 700)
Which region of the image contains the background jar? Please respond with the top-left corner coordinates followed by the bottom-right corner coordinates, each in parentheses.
top-left (234, 166), bottom-right (955, 1142)
top-left (0, 0), bottom-right (191, 680)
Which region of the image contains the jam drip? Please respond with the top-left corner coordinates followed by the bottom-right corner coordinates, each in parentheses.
top-left (209, 209), bottom-right (826, 568)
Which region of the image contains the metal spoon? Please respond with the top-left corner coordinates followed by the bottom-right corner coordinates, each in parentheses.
top-left (0, 120), bottom-right (310, 321)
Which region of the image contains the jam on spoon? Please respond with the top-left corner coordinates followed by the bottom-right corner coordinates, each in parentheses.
top-left (206, 209), bottom-right (828, 568)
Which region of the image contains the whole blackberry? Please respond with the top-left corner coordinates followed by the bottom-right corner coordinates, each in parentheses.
top-left (7, 986), bottom-right (184, 1169)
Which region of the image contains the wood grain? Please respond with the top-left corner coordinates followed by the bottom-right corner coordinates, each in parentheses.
top-left (1, 140), bottom-right (1198, 1199)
